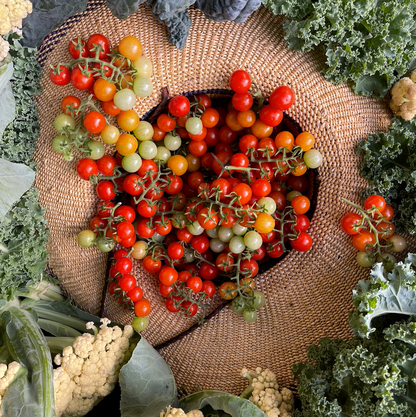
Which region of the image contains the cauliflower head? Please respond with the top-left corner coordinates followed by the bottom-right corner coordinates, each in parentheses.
top-left (53, 319), bottom-right (134, 417)
top-left (241, 367), bottom-right (294, 417)
top-left (0, 362), bottom-right (21, 417)
top-left (390, 70), bottom-right (416, 120)
top-left (160, 406), bottom-right (203, 417)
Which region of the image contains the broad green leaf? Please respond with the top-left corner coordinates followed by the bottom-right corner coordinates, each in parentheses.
top-left (106, 0), bottom-right (146, 19)
top-left (2, 306), bottom-right (54, 417)
top-left (179, 390), bottom-right (268, 417)
top-left (119, 336), bottom-right (177, 417)
top-left (0, 60), bottom-right (15, 140)
top-left (22, 0), bottom-right (88, 47)
top-left (37, 318), bottom-right (82, 338)
top-left (0, 158), bottom-right (35, 218)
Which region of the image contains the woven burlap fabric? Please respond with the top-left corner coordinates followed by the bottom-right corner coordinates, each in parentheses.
top-left (34, 1), bottom-right (416, 394)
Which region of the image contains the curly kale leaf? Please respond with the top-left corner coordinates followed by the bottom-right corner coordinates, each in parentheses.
top-left (349, 254), bottom-right (416, 339)
top-left (264, 0), bottom-right (416, 97)
top-left (1, 35), bottom-right (42, 168)
top-left (262, 0), bottom-right (313, 20)
top-left (293, 321), bottom-right (416, 417)
top-left (195, 0), bottom-right (262, 23)
top-left (357, 117), bottom-right (416, 234)
top-left (0, 36), bottom-right (49, 293)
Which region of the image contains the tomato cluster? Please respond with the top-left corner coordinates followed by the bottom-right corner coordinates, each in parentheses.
top-left (341, 194), bottom-right (407, 270)
top-left (50, 34), bottom-right (153, 163)
top-left (71, 68), bottom-right (323, 325)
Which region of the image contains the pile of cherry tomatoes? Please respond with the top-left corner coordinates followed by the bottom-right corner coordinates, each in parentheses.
top-left (50, 49), bottom-right (324, 328)
top-left (341, 194), bottom-right (407, 271)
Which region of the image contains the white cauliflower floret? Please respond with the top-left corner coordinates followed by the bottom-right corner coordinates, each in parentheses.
top-left (390, 76), bottom-right (416, 120)
top-left (241, 368), bottom-right (293, 417)
top-left (53, 367), bottom-right (76, 417)
top-left (0, 1), bottom-right (32, 36)
top-left (54, 319), bottom-right (134, 417)
top-left (160, 406), bottom-right (202, 417)
top-left (0, 361), bottom-right (21, 417)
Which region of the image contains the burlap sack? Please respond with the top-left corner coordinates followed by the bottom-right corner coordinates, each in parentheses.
top-left (34, 1), bottom-right (416, 394)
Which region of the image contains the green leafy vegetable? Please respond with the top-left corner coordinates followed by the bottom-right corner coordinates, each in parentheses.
top-left (106, 0), bottom-right (146, 20)
top-left (119, 336), bottom-right (177, 417)
top-left (179, 390), bottom-right (268, 417)
top-left (195, 0), bottom-right (262, 23)
top-left (263, 0), bottom-right (416, 97)
top-left (0, 36), bottom-right (48, 292)
top-left (0, 158), bottom-right (35, 218)
top-left (357, 116), bottom-right (416, 235)
top-left (22, 0), bottom-right (88, 48)
top-left (349, 253), bottom-right (416, 338)
top-left (293, 255), bottom-right (416, 417)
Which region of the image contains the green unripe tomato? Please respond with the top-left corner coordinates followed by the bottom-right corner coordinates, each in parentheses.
top-left (52, 135), bottom-right (69, 153)
top-left (113, 88), bottom-right (136, 111)
top-left (356, 251), bottom-right (375, 268)
top-left (96, 237), bottom-right (115, 253)
top-left (377, 253), bottom-right (396, 272)
top-left (244, 231), bottom-right (262, 251)
top-left (154, 146), bottom-right (171, 164)
top-left (187, 221), bottom-right (204, 236)
top-left (248, 290), bottom-right (266, 310)
top-left (139, 140), bottom-right (157, 160)
top-left (243, 309), bottom-right (257, 323)
top-left (229, 236), bottom-right (245, 254)
top-left (133, 121), bottom-right (153, 141)
top-left (87, 140), bottom-right (105, 160)
top-left (133, 76), bottom-right (153, 98)
top-left (231, 296), bottom-right (246, 314)
top-left (132, 316), bottom-right (149, 332)
top-left (132, 56), bottom-right (153, 77)
top-left (53, 114), bottom-right (75, 133)
top-left (286, 190), bottom-right (302, 202)
top-left (164, 133), bottom-right (182, 151)
top-left (304, 149), bottom-right (323, 169)
top-left (185, 117), bottom-right (203, 135)
top-left (122, 153), bottom-right (142, 172)
top-left (257, 197), bottom-right (276, 214)
top-left (77, 230), bottom-right (96, 248)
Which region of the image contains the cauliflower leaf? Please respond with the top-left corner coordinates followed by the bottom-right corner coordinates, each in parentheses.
top-left (119, 337), bottom-right (177, 417)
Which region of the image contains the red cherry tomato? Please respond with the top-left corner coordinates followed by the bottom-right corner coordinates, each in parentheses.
top-left (68, 38), bottom-right (89, 59)
top-left (167, 242), bottom-right (184, 260)
top-left (127, 286), bottom-right (143, 302)
top-left (134, 298), bottom-right (151, 317)
top-left (86, 34), bottom-right (110, 59)
top-left (341, 213), bottom-right (363, 235)
top-left (96, 180), bottom-right (116, 200)
top-left (364, 195), bottom-right (386, 212)
top-left (168, 95), bottom-right (190, 117)
top-left (259, 105), bottom-right (283, 127)
top-left (49, 65), bottom-right (71, 86)
top-left (229, 70), bottom-right (251, 93)
top-left (269, 86), bottom-right (295, 110)
top-left (71, 65), bottom-right (94, 90)
top-left (232, 92), bottom-right (253, 111)
top-left (115, 257), bottom-right (132, 274)
top-left (114, 205), bottom-right (136, 223)
top-left (199, 262), bottom-right (218, 280)
top-left (352, 230), bottom-right (376, 251)
top-left (159, 267), bottom-right (178, 286)
top-left (76, 158), bottom-right (98, 180)
top-left (181, 300), bottom-right (198, 317)
top-left (142, 255), bottom-right (161, 273)
top-left (201, 281), bottom-right (216, 298)
top-left (96, 155), bottom-right (116, 176)
top-left (290, 232), bottom-right (312, 252)
top-left (119, 274), bottom-right (136, 292)
top-left (187, 276), bottom-right (203, 293)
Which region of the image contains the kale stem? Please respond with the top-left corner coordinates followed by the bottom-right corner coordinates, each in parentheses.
top-left (0, 243), bottom-right (9, 254)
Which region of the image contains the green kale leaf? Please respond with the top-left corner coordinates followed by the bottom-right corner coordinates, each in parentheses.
top-left (264, 0), bottom-right (416, 97)
top-left (357, 117), bottom-right (416, 235)
top-left (293, 321), bottom-right (416, 417)
top-left (106, 0), bottom-right (146, 20)
top-left (0, 55), bottom-right (15, 140)
top-left (195, 1), bottom-right (262, 23)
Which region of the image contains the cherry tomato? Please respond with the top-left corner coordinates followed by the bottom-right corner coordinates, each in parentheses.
top-left (177, 227), bottom-right (193, 243)
top-left (352, 230), bottom-right (375, 251)
top-left (225, 110), bottom-right (244, 132)
top-left (191, 235), bottom-right (210, 253)
top-left (114, 249), bottom-right (128, 260)
top-left (76, 158), bottom-right (98, 180)
top-left (137, 219), bottom-right (155, 239)
top-left (115, 257), bottom-right (132, 274)
top-left (137, 200), bottom-right (156, 218)
top-left (119, 274), bottom-right (136, 292)
top-left (364, 195), bottom-right (386, 212)
top-left (61, 95), bottom-right (81, 114)
top-left (187, 276), bottom-right (203, 293)
top-left (181, 301), bottom-right (198, 317)
top-left (341, 213), bottom-right (362, 235)
top-left (295, 132), bottom-right (315, 151)
top-left (219, 282), bottom-right (238, 300)
top-left (49, 65), bottom-right (71, 86)
top-left (152, 125), bottom-right (166, 141)
top-left (375, 221), bottom-right (395, 239)
top-left (114, 205), bottom-right (135, 223)
top-left (259, 105), bottom-right (283, 127)
top-left (86, 34), bottom-right (110, 59)
top-left (266, 240), bottom-right (284, 258)
top-left (142, 255), bottom-right (161, 273)
top-left (375, 204), bottom-right (394, 221)
top-left (201, 108), bottom-right (219, 128)
top-left (231, 183), bottom-right (252, 205)
top-left (212, 151), bottom-right (233, 177)
top-left (178, 271), bottom-right (192, 282)
top-left (232, 92), bottom-right (253, 111)
top-left (90, 216), bottom-right (107, 233)
top-left (157, 114), bottom-right (176, 132)
top-left (102, 100), bottom-right (121, 116)
top-left (116, 133), bottom-right (138, 156)
top-left (96, 155), bottom-right (116, 176)
top-left (269, 86), bottom-right (295, 110)
top-left (287, 175), bottom-right (309, 193)
top-left (291, 195), bottom-right (310, 215)
top-left (254, 213), bottom-right (275, 233)
top-left (197, 208), bottom-right (219, 230)
top-left (293, 214), bottom-right (310, 232)
top-left (138, 159), bottom-right (158, 178)
top-left (71, 65), bottom-right (94, 90)
top-left (116, 222), bottom-right (135, 240)
top-left (96, 180), bottom-right (116, 200)
top-left (194, 94), bottom-right (212, 110)
top-left (154, 217), bottom-right (172, 235)
top-left (239, 259), bottom-right (259, 278)
top-left (93, 78), bottom-right (116, 102)
top-left (97, 200), bottom-right (114, 218)
top-left (159, 267), bottom-right (178, 286)
top-left (275, 131), bottom-right (294, 150)
top-left (189, 140), bottom-right (207, 157)
top-left (167, 242), bottom-right (184, 260)
top-left (123, 174), bottom-right (143, 196)
top-left (216, 253), bottom-right (234, 272)
top-left (252, 244), bottom-right (266, 260)
top-left (166, 297), bottom-right (182, 313)
top-left (251, 179), bottom-right (271, 197)
top-left (68, 37), bottom-right (89, 59)
top-left (134, 298), bottom-right (151, 317)
top-left (239, 134), bottom-right (258, 154)
top-left (229, 70), bottom-right (251, 93)
top-left (189, 126), bottom-right (207, 142)
top-left (269, 191), bottom-right (287, 212)
top-left (237, 110), bottom-right (256, 128)
top-left (163, 175), bottom-right (183, 195)
top-left (251, 120), bottom-right (273, 139)
top-left (168, 95), bottom-right (190, 117)
top-left (118, 35), bottom-right (142, 60)
top-left (127, 286), bottom-right (143, 302)
top-left (230, 153), bottom-right (249, 172)
top-left (199, 262), bottom-right (218, 280)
